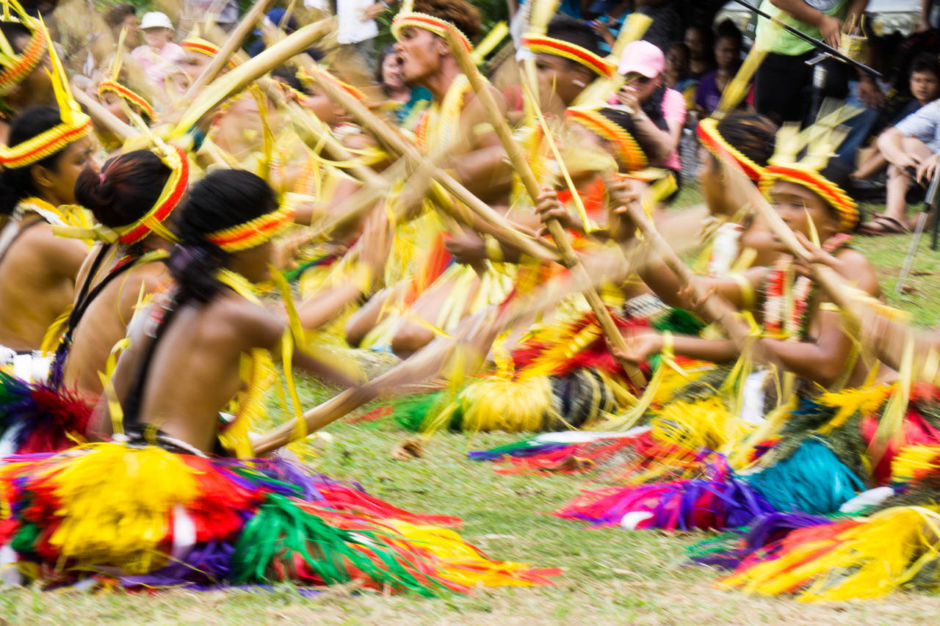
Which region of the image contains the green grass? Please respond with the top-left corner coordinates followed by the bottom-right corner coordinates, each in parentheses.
top-left (4, 190), bottom-right (940, 623)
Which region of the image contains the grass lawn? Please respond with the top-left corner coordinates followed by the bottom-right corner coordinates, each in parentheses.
top-left (3, 191), bottom-right (940, 624)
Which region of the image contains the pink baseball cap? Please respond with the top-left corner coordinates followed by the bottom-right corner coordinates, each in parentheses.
top-left (617, 40), bottom-right (665, 77)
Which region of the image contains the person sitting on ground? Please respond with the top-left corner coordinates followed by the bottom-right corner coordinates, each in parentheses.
top-left (852, 52), bottom-right (940, 188)
top-left (862, 83), bottom-right (940, 235)
top-left (613, 40), bottom-right (685, 182)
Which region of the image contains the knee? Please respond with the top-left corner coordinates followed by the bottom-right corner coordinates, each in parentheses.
top-left (345, 312), bottom-right (370, 348)
top-left (390, 323), bottom-right (434, 357)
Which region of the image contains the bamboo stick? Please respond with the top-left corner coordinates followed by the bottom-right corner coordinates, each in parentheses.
top-left (299, 65), bottom-right (560, 263)
top-left (172, 17), bottom-right (334, 135)
top-left (181, 0), bottom-right (277, 103)
top-left (443, 26), bottom-right (646, 387)
top-left (73, 87), bottom-right (139, 141)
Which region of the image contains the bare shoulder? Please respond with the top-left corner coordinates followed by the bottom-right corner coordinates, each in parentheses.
top-left (834, 247), bottom-right (880, 296)
top-left (210, 291), bottom-right (285, 351)
top-left (23, 222), bottom-right (87, 275)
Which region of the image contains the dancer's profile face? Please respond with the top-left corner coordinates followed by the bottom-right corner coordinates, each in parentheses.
top-left (180, 51), bottom-right (211, 85)
top-left (534, 53), bottom-right (585, 108)
top-left (769, 181), bottom-right (838, 239)
top-left (395, 27), bottom-right (440, 85)
top-left (99, 90), bottom-right (129, 124)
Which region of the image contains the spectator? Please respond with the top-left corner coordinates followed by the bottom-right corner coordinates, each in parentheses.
top-left (130, 12), bottom-right (185, 89)
top-left (753, 0), bottom-right (865, 125)
top-left (614, 40), bottom-right (686, 180)
top-left (663, 41), bottom-right (697, 109)
top-left (859, 59), bottom-right (940, 235)
top-left (683, 24), bottom-right (714, 79)
top-left (636, 0), bottom-right (683, 52)
top-left (309, 0), bottom-right (391, 73)
top-left (103, 3), bottom-right (139, 50)
top-left (694, 20), bottom-right (745, 116)
top-left (179, 0), bottom-right (241, 34)
top-left (853, 53), bottom-right (940, 184)
top-left (376, 45), bottom-right (431, 127)
top-left (588, 1), bottom-right (632, 54)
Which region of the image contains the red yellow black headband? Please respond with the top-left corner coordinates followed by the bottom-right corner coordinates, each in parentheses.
top-left (522, 34), bottom-right (615, 78)
top-left (759, 165), bottom-right (859, 232)
top-left (0, 21), bottom-right (46, 96)
top-left (696, 117), bottom-right (765, 183)
top-left (113, 146), bottom-right (189, 245)
top-left (98, 80), bottom-right (156, 120)
top-left (391, 13), bottom-right (473, 53)
top-left (566, 107), bottom-right (647, 172)
top-left (0, 115), bottom-right (91, 169)
top-left (206, 203), bottom-right (295, 252)
top-left (181, 37), bottom-right (238, 69)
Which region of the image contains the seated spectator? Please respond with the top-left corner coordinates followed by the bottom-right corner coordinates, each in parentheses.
top-left (130, 12), bottom-right (185, 89)
top-left (863, 95), bottom-right (940, 235)
top-left (694, 20), bottom-right (745, 117)
top-left (853, 53), bottom-right (940, 186)
top-left (613, 40), bottom-right (686, 182)
top-left (683, 24), bottom-right (714, 79)
top-left (664, 41), bottom-right (697, 100)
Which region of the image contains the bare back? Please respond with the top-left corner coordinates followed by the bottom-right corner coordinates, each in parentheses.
top-left (63, 255), bottom-right (170, 400)
top-left (0, 218), bottom-right (86, 351)
top-left (110, 289), bottom-right (284, 454)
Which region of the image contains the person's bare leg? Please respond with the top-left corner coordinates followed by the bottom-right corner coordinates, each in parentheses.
top-left (390, 273), bottom-right (482, 357)
top-left (878, 137), bottom-right (933, 227)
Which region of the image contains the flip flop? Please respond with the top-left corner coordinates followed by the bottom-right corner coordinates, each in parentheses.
top-left (858, 214), bottom-right (910, 235)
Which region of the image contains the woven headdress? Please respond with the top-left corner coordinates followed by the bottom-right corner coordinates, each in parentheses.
top-left (181, 23), bottom-right (238, 69)
top-left (520, 0), bottom-right (614, 79)
top-left (0, 25), bottom-right (90, 169)
top-left (0, 0), bottom-right (47, 97)
top-left (97, 28), bottom-right (156, 121)
top-left (566, 105), bottom-right (647, 172)
top-left (391, 0), bottom-right (474, 53)
top-left (759, 104), bottom-right (859, 232)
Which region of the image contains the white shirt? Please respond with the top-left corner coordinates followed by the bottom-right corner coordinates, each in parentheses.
top-left (336, 0), bottom-right (379, 44)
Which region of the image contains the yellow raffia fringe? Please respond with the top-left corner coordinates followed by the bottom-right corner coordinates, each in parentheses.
top-left (891, 444), bottom-right (940, 485)
top-left (719, 505), bottom-right (940, 601)
top-left (39, 443), bottom-right (198, 575)
top-left (385, 519), bottom-right (543, 588)
top-left (457, 375), bottom-right (557, 433)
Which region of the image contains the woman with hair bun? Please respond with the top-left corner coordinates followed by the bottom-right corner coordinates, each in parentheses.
top-left (55, 146), bottom-right (188, 401)
top-left (0, 145), bottom-right (187, 455)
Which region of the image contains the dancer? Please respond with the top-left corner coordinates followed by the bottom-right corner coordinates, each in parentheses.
top-left (0, 168), bottom-right (556, 593)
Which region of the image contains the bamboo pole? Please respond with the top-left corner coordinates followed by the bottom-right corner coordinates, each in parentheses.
top-left (172, 17), bottom-right (334, 135)
top-left (299, 67), bottom-right (560, 263)
top-left (181, 0), bottom-right (277, 103)
top-left (73, 87), bottom-right (139, 141)
top-left (443, 26), bottom-right (646, 387)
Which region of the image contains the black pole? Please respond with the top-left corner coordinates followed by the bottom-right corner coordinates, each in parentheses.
top-left (731, 0), bottom-right (882, 78)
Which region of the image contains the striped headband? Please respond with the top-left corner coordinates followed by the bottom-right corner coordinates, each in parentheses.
top-left (759, 165), bottom-right (859, 232)
top-left (522, 34), bottom-right (615, 78)
top-left (566, 107), bottom-right (647, 172)
top-left (97, 80), bottom-right (156, 120)
top-left (205, 203), bottom-right (295, 252)
top-left (696, 117), bottom-right (765, 183)
top-left (391, 12), bottom-right (473, 52)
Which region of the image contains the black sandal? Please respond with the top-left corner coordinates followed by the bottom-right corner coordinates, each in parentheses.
top-left (859, 214), bottom-right (910, 235)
